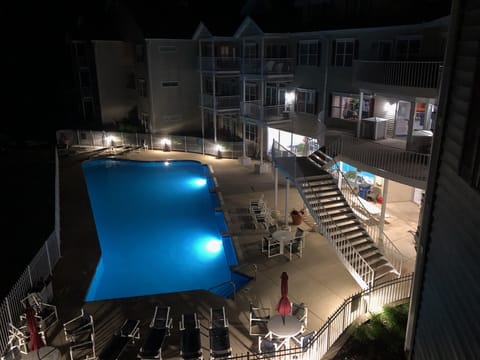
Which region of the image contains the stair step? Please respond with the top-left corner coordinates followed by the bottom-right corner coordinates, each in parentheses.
top-left (358, 246), bottom-right (379, 257)
top-left (363, 252), bottom-right (383, 264)
top-left (374, 264), bottom-right (395, 281)
top-left (326, 221), bottom-right (361, 231)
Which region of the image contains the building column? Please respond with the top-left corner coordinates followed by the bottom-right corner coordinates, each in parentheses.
top-left (356, 91), bottom-right (364, 138)
top-left (379, 179), bottom-right (389, 245)
top-left (284, 178), bottom-right (290, 227)
top-left (406, 100), bottom-right (416, 150)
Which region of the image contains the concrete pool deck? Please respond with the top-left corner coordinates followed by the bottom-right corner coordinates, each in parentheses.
top-left (45, 149), bottom-right (417, 359)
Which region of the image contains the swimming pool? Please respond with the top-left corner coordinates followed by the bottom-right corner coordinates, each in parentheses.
top-left (82, 159), bottom-right (249, 301)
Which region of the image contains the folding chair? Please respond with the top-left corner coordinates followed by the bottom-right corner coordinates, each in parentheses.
top-left (249, 303), bottom-right (270, 336)
top-left (261, 236), bottom-right (281, 258)
top-left (293, 330), bottom-right (316, 350)
top-left (284, 236), bottom-right (303, 261)
top-left (179, 313), bottom-right (203, 360)
top-left (138, 306), bottom-right (172, 359)
top-left (258, 336), bottom-right (283, 358)
top-left (98, 319), bottom-right (140, 360)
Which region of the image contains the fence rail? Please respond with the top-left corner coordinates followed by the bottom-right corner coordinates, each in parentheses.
top-left (56, 130), bottom-right (256, 160)
top-left (0, 149), bottom-right (61, 356)
top-left (228, 273), bottom-right (413, 360)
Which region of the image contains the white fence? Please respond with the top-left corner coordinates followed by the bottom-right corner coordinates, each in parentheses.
top-left (0, 149), bottom-right (61, 356)
top-left (228, 273), bottom-right (413, 360)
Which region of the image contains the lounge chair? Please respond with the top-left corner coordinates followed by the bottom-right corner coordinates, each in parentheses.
top-left (63, 309), bottom-right (96, 360)
top-left (179, 313), bottom-right (203, 360)
top-left (249, 303), bottom-right (270, 336)
top-left (137, 306), bottom-right (172, 359)
top-left (98, 319), bottom-right (140, 360)
top-left (209, 307), bottom-right (231, 359)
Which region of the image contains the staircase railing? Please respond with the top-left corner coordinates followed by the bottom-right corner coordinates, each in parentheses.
top-left (272, 140), bottom-right (374, 289)
top-left (324, 135), bottom-right (430, 185)
top-left (325, 155), bottom-right (403, 276)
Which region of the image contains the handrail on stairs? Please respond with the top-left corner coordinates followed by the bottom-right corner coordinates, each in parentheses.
top-left (319, 150), bottom-right (404, 276)
top-left (272, 140), bottom-right (375, 289)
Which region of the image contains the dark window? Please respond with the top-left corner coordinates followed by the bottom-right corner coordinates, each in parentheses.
top-left (75, 43), bottom-right (86, 57)
top-left (79, 69), bottom-right (90, 88)
top-left (333, 39), bottom-right (356, 67)
top-left (135, 44), bottom-right (145, 63)
top-left (298, 40), bottom-right (321, 66)
top-left (83, 98), bottom-right (95, 122)
top-left (396, 38), bottom-right (421, 60)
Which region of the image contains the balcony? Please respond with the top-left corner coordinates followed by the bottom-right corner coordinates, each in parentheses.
top-left (201, 94), bottom-right (240, 110)
top-left (353, 60), bottom-right (443, 96)
top-left (241, 58), bottom-right (295, 76)
top-left (200, 57), bottom-right (241, 72)
top-left (241, 101), bottom-right (291, 124)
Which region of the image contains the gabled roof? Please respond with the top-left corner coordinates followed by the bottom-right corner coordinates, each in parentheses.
top-left (233, 17), bottom-right (264, 38)
top-left (192, 22), bottom-right (212, 40)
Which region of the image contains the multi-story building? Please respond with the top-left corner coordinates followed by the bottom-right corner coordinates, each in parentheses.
top-left (67, 1), bottom-right (450, 287)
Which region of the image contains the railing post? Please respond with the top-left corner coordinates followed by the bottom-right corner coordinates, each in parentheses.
top-left (5, 298), bottom-right (13, 325)
top-left (27, 265), bottom-right (33, 288)
top-left (45, 242), bottom-right (52, 276)
top-left (185, 136), bottom-right (187, 153)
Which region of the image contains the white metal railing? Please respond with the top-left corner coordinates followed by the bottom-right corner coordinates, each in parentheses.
top-left (201, 94), bottom-right (240, 109)
top-left (200, 57), bottom-right (241, 72)
top-left (56, 130), bottom-right (256, 160)
top-left (272, 140), bottom-right (374, 289)
top-left (228, 273), bottom-right (413, 360)
top-left (241, 58), bottom-right (295, 75)
top-left (241, 101), bottom-right (290, 123)
top-left (331, 163), bottom-right (403, 276)
top-left (353, 60), bottom-right (442, 88)
top-left (324, 135), bottom-right (430, 185)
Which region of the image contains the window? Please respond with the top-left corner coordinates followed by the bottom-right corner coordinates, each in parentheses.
top-left (161, 81), bottom-right (179, 87)
top-left (135, 44), bottom-right (145, 63)
top-left (218, 45), bottom-right (236, 58)
top-left (298, 40), bottom-right (321, 66)
top-left (79, 68), bottom-right (90, 88)
top-left (140, 113), bottom-right (150, 132)
top-left (331, 94), bottom-right (361, 120)
top-left (296, 89), bottom-right (316, 114)
top-left (137, 78), bottom-right (147, 97)
top-left (75, 42), bottom-right (86, 57)
top-left (82, 98), bottom-right (95, 122)
top-left (333, 38), bottom-right (357, 67)
top-left (245, 123), bottom-right (257, 141)
top-left (396, 38), bottom-right (421, 60)
top-left (377, 40), bottom-right (392, 60)
top-left (245, 43), bottom-right (258, 59)
top-left (158, 46), bottom-right (177, 53)
top-left (245, 82), bottom-right (258, 101)
top-left (265, 44), bottom-right (287, 58)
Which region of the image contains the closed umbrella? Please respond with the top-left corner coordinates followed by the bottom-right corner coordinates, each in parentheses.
top-left (25, 304), bottom-right (44, 352)
top-left (276, 272), bottom-right (292, 324)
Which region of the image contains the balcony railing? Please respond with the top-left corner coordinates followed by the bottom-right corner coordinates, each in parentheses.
top-left (200, 57), bottom-right (241, 72)
top-left (201, 94), bottom-right (240, 110)
top-left (241, 101), bottom-right (290, 123)
top-left (241, 58), bottom-right (294, 75)
top-left (353, 60), bottom-right (443, 88)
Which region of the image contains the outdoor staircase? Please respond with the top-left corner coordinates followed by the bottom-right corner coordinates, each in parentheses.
top-left (298, 172), bottom-right (397, 286)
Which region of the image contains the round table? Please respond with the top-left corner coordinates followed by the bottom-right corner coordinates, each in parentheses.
top-left (23, 346), bottom-right (61, 360)
top-left (272, 230), bottom-right (294, 255)
top-left (267, 315), bottom-right (303, 338)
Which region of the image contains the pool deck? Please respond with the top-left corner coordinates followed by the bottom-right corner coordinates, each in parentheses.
top-left (45, 149), bottom-right (418, 359)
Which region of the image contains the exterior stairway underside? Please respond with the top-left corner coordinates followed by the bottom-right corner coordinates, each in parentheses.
top-left (273, 156), bottom-right (397, 288)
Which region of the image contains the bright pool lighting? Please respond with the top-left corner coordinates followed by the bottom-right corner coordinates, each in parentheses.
top-left (206, 239), bottom-right (222, 253)
top-left (190, 178), bottom-right (207, 187)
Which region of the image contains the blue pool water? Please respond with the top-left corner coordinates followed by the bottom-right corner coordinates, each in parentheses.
top-left (82, 159), bottom-right (249, 302)
top-left (332, 162), bottom-right (375, 183)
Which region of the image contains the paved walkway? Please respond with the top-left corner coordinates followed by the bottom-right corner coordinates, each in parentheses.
top-left (45, 148), bottom-right (416, 359)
